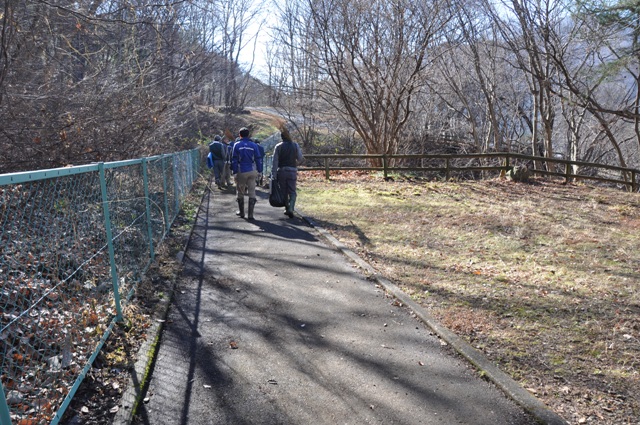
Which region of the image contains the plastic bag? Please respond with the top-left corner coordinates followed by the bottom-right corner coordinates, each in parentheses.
top-left (269, 177), bottom-right (286, 208)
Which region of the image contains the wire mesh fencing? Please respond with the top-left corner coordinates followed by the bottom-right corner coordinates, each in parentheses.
top-left (0, 149), bottom-right (203, 425)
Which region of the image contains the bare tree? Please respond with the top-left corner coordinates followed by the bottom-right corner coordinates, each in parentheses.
top-left (428, 2), bottom-right (511, 154)
top-left (305, 0), bottom-right (453, 164)
top-left (482, 0), bottom-right (568, 168)
top-left (215, 0), bottom-right (265, 112)
top-left (0, 0), bottom-right (215, 172)
top-left (268, 0), bottom-right (327, 149)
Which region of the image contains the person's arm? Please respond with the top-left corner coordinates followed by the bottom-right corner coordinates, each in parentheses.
top-left (271, 144), bottom-right (280, 177)
top-left (231, 144), bottom-right (239, 174)
top-left (295, 143), bottom-right (303, 165)
top-left (254, 143), bottom-right (264, 174)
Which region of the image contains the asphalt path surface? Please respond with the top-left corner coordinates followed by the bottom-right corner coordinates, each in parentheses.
top-left (131, 184), bottom-right (539, 425)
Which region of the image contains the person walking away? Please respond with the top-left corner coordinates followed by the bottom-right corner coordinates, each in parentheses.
top-left (232, 128), bottom-right (263, 220)
top-left (222, 137), bottom-right (233, 187)
top-left (208, 135), bottom-right (227, 189)
top-left (272, 128), bottom-right (303, 218)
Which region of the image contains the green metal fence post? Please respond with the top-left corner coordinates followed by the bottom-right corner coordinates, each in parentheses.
top-left (191, 150), bottom-right (198, 182)
top-left (0, 381), bottom-right (12, 425)
top-left (194, 149), bottom-right (200, 180)
top-left (173, 154), bottom-right (181, 215)
top-left (142, 159), bottom-right (155, 262)
top-left (184, 151), bottom-right (193, 189)
top-left (162, 155), bottom-right (171, 234)
top-left (98, 162), bottom-right (124, 322)
top-left (193, 149), bottom-right (201, 178)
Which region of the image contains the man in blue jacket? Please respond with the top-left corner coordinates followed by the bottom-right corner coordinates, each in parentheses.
top-left (232, 127), bottom-right (263, 220)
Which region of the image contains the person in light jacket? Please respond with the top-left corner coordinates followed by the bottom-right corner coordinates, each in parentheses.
top-left (271, 127), bottom-right (303, 218)
top-left (231, 127), bottom-right (263, 220)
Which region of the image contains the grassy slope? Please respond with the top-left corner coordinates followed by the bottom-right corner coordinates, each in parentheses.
top-left (298, 171), bottom-right (640, 425)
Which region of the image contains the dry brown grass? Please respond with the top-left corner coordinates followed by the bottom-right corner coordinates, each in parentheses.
top-left (298, 171), bottom-right (640, 425)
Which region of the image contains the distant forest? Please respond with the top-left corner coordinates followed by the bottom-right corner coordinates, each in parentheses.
top-left (1, 0), bottom-right (639, 174)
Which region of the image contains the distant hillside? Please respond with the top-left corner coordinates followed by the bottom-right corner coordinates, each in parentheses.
top-left (195, 106), bottom-right (284, 149)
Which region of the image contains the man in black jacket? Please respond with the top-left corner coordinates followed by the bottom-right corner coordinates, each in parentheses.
top-left (208, 135), bottom-right (227, 189)
top-left (271, 128), bottom-right (303, 218)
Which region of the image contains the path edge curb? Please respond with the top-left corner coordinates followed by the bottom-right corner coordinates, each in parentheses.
top-left (300, 212), bottom-right (568, 425)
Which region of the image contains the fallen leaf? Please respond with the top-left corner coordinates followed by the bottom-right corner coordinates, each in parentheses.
top-left (229, 341), bottom-right (238, 349)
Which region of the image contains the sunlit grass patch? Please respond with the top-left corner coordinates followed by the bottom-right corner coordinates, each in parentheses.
top-left (298, 173), bottom-right (640, 424)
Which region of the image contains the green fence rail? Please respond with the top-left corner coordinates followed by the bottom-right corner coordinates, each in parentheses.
top-left (0, 149), bottom-right (203, 425)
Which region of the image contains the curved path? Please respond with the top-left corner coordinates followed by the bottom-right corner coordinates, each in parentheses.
top-left (117, 184), bottom-right (565, 425)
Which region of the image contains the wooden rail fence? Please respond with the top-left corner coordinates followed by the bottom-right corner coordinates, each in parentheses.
top-left (297, 152), bottom-right (640, 192)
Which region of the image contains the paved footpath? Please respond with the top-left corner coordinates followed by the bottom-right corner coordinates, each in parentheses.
top-left (124, 184), bottom-right (564, 425)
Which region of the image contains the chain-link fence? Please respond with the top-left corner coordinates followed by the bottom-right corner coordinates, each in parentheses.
top-left (0, 149), bottom-right (203, 425)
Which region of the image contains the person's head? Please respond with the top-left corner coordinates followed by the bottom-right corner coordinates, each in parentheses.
top-left (239, 127), bottom-right (250, 138)
top-left (280, 124), bottom-right (292, 142)
top-left (214, 135), bottom-right (221, 141)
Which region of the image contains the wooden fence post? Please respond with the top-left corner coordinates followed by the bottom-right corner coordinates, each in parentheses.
top-left (445, 157), bottom-right (450, 181)
top-left (565, 162), bottom-right (571, 184)
top-left (324, 157), bottom-right (330, 180)
top-left (383, 155), bottom-right (388, 180)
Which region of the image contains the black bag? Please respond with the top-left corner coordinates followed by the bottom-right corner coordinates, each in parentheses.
top-left (269, 177), bottom-right (286, 207)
